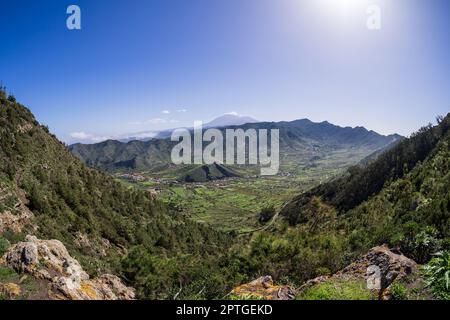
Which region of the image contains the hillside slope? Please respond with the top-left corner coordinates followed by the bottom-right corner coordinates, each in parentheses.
top-left (0, 91), bottom-right (229, 299)
top-left (280, 114), bottom-right (450, 260)
top-left (282, 115), bottom-right (450, 221)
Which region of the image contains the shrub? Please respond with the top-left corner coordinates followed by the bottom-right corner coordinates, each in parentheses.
top-left (259, 206), bottom-right (276, 224)
top-left (0, 237), bottom-right (10, 256)
top-left (423, 251), bottom-right (450, 300)
top-left (401, 227), bottom-right (442, 264)
top-left (390, 283), bottom-right (408, 300)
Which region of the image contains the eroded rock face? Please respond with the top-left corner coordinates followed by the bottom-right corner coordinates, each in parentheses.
top-left (3, 235), bottom-right (135, 300)
top-left (231, 276), bottom-right (295, 300)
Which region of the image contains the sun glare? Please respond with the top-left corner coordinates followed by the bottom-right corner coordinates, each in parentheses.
top-left (311, 0), bottom-right (369, 17)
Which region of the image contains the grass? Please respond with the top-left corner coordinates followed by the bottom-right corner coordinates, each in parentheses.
top-left (298, 279), bottom-right (375, 300)
top-left (0, 266), bottom-right (17, 282)
top-left (0, 266), bottom-right (39, 300)
top-left (0, 237), bottom-right (10, 256)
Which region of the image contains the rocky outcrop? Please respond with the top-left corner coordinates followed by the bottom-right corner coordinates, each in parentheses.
top-left (2, 235), bottom-right (135, 300)
top-left (299, 245), bottom-right (418, 300)
top-left (231, 276), bottom-right (295, 300)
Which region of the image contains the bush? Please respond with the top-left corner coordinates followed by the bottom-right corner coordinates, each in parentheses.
top-left (390, 283), bottom-right (408, 300)
top-left (0, 237), bottom-right (10, 256)
top-left (259, 206), bottom-right (276, 224)
top-left (423, 251), bottom-right (450, 300)
top-left (401, 226), bottom-right (442, 264)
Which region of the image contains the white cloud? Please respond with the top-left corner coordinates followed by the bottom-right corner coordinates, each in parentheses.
top-left (177, 108), bottom-right (187, 113)
top-left (148, 118), bottom-right (168, 124)
top-left (69, 116), bottom-right (181, 144)
top-left (68, 130), bottom-right (159, 144)
top-left (162, 110), bottom-right (170, 114)
top-left (70, 131), bottom-right (92, 140)
top-left (70, 131), bottom-right (116, 143)
top-left (129, 117), bottom-right (179, 126)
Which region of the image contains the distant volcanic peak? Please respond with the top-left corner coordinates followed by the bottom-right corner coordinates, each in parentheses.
top-left (205, 114), bottom-right (258, 128)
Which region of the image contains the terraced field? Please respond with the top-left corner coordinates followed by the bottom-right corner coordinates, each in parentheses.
top-left (116, 162), bottom-right (349, 233)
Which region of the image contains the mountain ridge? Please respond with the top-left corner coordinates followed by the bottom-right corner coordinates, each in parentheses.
top-left (70, 118), bottom-right (403, 173)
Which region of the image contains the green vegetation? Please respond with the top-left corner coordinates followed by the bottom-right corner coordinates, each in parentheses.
top-left (0, 237), bottom-right (10, 256)
top-left (259, 206), bottom-right (276, 224)
top-left (0, 266), bottom-right (39, 300)
top-left (73, 111), bottom-right (450, 299)
top-left (0, 92), bottom-right (231, 298)
top-left (0, 266), bottom-right (17, 283)
top-left (298, 279), bottom-right (374, 300)
top-left (181, 163), bottom-right (241, 183)
top-left (1, 88), bottom-right (449, 300)
top-left (118, 166), bottom-right (348, 233)
top-left (390, 283), bottom-right (408, 300)
top-left (423, 251), bottom-right (450, 299)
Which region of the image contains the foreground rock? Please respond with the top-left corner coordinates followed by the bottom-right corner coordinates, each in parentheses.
top-left (231, 276), bottom-right (295, 300)
top-left (3, 235), bottom-right (135, 300)
top-left (0, 283), bottom-right (22, 299)
top-left (300, 245), bottom-right (419, 300)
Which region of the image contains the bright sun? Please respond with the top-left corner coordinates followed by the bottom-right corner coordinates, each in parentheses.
top-left (308, 0), bottom-right (370, 21)
top-left (318, 0), bottom-right (365, 12)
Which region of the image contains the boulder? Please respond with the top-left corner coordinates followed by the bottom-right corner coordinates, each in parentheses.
top-left (3, 235), bottom-right (135, 300)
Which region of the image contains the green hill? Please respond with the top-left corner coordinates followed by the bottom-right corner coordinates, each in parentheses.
top-left (181, 163), bottom-right (242, 182)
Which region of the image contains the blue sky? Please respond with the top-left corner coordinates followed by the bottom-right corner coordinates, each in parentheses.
top-left (1, 0), bottom-right (449, 143)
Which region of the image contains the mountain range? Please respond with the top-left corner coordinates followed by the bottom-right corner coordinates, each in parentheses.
top-left (69, 118), bottom-right (402, 173)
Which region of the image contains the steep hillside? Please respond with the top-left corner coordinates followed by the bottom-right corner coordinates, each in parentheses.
top-left (69, 119), bottom-right (401, 173)
top-left (279, 113), bottom-right (449, 261)
top-left (282, 115), bottom-right (450, 222)
top-left (0, 91), bottom-right (230, 299)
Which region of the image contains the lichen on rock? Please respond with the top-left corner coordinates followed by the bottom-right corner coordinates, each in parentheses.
top-left (0, 283), bottom-right (21, 299)
top-left (231, 276), bottom-right (295, 300)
